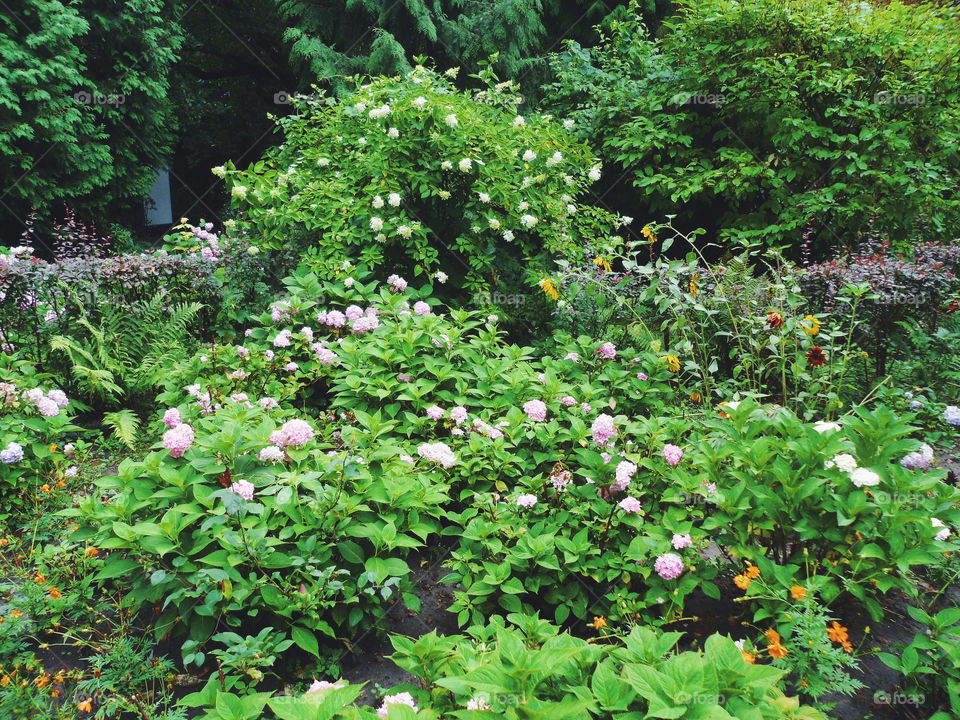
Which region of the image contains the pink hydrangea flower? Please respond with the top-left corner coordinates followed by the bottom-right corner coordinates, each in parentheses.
top-left (662, 444), bottom-right (683, 466)
top-left (613, 460), bottom-right (636, 491)
top-left (258, 445), bottom-right (285, 462)
top-left (47, 389), bottom-right (69, 407)
top-left (636, 373), bottom-right (648, 381)
top-left (559, 395), bottom-right (576, 406)
top-left (264, 349), bottom-right (275, 361)
top-left (564, 352), bottom-right (580, 362)
top-left (523, 400), bottom-right (547, 421)
top-left (581, 402), bottom-right (592, 413)
top-left (300, 326), bottom-right (314, 342)
top-left (276, 419), bottom-right (314, 447)
top-left (345, 305), bottom-right (363, 321)
top-left (259, 397), bottom-right (279, 409)
top-left (228, 479), bottom-right (255, 501)
top-left (377, 693), bottom-right (418, 718)
top-left (285, 362), bottom-right (299, 372)
top-left (352, 315), bottom-right (380, 333)
top-left (399, 454), bottom-right (415, 465)
top-left (37, 397), bottom-right (59, 417)
top-left (163, 408), bottom-right (182, 428)
top-left (325, 310), bottom-right (346, 328)
top-left (273, 329), bottom-right (292, 347)
top-left (307, 680), bottom-right (346, 693)
top-left (426, 405), bottom-right (444, 420)
top-left (672, 533), bottom-right (693, 550)
top-left (163, 424), bottom-right (195, 458)
top-left (591, 413), bottom-right (616, 447)
top-left (413, 301), bottom-right (431, 316)
top-left (387, 274), bottom-right (408, 292)
top-left (449, 406), bottom-right (468, 424)
top-left (654, 553), bottom-right (684, 580)
top-left (618, 496), bottom-right (642, 513)
top-left (597, 342), bottom-right (617, 359)
top-left (417, 442), bottom-right (456, 468)
top-left (516, 493), bottom-right (537, 508)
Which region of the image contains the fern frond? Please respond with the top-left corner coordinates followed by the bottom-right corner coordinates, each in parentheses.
top-left (102, 409), bottom-right (142, 450)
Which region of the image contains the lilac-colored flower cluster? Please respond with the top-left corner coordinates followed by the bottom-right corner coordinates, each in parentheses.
top-left (654, 552), bottom-right (684, 580)
top-left (901, 443), bottom-right (934, 470)
top-left (417, 441), bottom-right (456, 468)
top-left (163, 424), bottom-right (195, 458)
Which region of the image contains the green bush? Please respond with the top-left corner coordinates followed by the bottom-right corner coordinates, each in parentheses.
top-left (548, 0), bottom-right (960, 249)
top-left (221, 65), bottom-right (623, 293)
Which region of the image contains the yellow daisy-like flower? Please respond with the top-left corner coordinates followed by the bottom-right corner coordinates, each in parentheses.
top-left (689, 273), bottom-right (700, 296)
top-left (790, 584), bottom-right (807, 601)
top-left (538, 278), bottom-right (559, 301)
top-left (641, 225), bottom-right (657, 243)
top-left (663, 355), bottom-right (681, 372)
top-left (801, 315), bottom-right (820, 336)
top-left (593, 256), bottom-right (612, 273)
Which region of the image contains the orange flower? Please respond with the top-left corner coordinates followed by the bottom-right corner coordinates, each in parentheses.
top-left (11, 609), bottom-right (21, 618)
top-left (790, 585), bottom-right (807, 601)
top-left (827, 621), bottom-right (849, 644)
top-left (690, 391), bottom-right (703, 403)
top-left (34, 674), bottom-right (50, 689)
top-left (841, 639), bottom-right (853, 653)
top-left (0, 538), bottom-right (8, 547)
top-left (84, 547), bottom-right (99, 558)
top-left (734, 574), bottom-right (751, 590)
top-left (33, 573), bottom-right (45, 584)
top-left (764, 628), bottom-right (782, 644)
top-left (767, 642), bottom-right (788, 659)
top-left (77, 697), bottom-right (93, 712)
top-left (766, 311), bottom-right (785, 329)
top-left (39, 484), bottom-right (51, 493)
top-left (745, 565), bottom-right (760, 579)
top-left (591, 616), bottom-right (607, 630)
top-left (741, 650), bottom-right (756, 664)
top-left (49, 588), bottom-right (62, 600)
top-left (799, 680), bottom-right (809, 688)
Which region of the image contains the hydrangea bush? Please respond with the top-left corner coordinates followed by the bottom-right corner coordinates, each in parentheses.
top-left (219, 65), bottom-right (624, 291)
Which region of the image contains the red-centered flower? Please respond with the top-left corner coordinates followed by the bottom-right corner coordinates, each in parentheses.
top-left (806, 346), bottom-right (827, 367)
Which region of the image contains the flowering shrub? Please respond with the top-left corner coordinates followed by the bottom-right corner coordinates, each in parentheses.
top-left (0, 353), bottom-right (80, 522)
top-left (673, 401), bottom-right (960, 619)
top-left (220, 65), bottom-right (623, 290)
top-left (73, 401), bottom-right (448, 663)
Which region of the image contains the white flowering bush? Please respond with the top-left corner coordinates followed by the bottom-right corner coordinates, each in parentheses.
top-left (219, 65), bottom-right (623, 290)
top-left (0, 354), bottom-right (80, 522)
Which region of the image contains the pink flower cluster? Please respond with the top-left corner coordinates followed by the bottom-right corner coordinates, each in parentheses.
top-left (417, 441), bottom-right (456, 468)
top-left (377, 693), bottom-right (417, 718)
top-left (163, 424), bottom-right (195, 458)
top-left (229, 479), bottom-right (255, 501)
top-left (672, 533), bottom-right (693, 550)
top-left (591, 414), bottom-right (616, 447)
top-left (24, 387), bottom-right (68, 418)
top-left (596, 342), bottom-right (617, 359)
top-left (271, 419), bottom-right (314, 447)
top-left (618, 496), bottom-right (642, 513)
top-left (426, 405), bottom-right (444, 420)
top-left (516, 493), bottom-right (537, 508)
top-left (662, 444), bottom-right (683, 466)
top-left (523, 399), bottom-right (547, 421)
top-left (163, 408), bottom-right (182, 428)
top-left (387, 274), bottom-right (408, 292)
top-left (258, 445), bottom-right (285, 462)
top-left (654, 552), bottom-right (684, 580)
top-left (613, 460), bottom-right (636, 491)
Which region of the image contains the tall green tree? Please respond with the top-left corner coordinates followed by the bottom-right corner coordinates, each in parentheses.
top-left (0, 0), bottom-right (183, 239)
top-left (274, 0), bottom-right (624, 93)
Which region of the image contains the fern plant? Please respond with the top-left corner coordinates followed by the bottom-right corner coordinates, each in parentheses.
top-left (49, 291), bottom-right (203, 408)
top-left (102, 409), bottom-right (142, 450)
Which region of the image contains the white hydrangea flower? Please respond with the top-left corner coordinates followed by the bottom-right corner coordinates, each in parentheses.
top-left (316, 157), bottom-right (330, 166)
top-left (513, 115), bottom-right (525, 126)
top-left (370, 217), bottom-right (384, 231)
top-left (434, 271), bottom-right (448, 283)
top-left (354, 102), bottom-right (367, 112)
top-left (358, 137), bottom-right (367, 145)
top-left (441, 160), bottom-right (453, 170)
top-left (388, 192), bottom-right (401, 207)
top-left (412, 96), bottom-right (427, 109)
top-left (444, 113), bottom-right (458, 127)
top-left (438, 190), bottom-right (451, 199)
top-left (386, 127), bottom-right (399, 138)
top-left (231, 185), bottom-right (247, 199)
top-left (620, 215), bottom-right (633, 226)
top-left (368, 104), bottom-right (391, 119)
top-left (488, 218), bottom-right (501, 229)
top-left (825, 453), bottom-right (858, 472)
top-left (458, 158), bottom-right (472, 172)
top-left (397, 225), bottom-right (413, 238)
top-left (588, 165), bottom-right (602, 181)
top-left (478, 192), bottom-right (490, 203)
top-left (372, 195), bottom-right (384, 209)
top-left (850, 467), bottom-right (880, 487)
top-left (520, 214), bottom-right (538, 228)
top-left (502, 230), bottom-right (515, 241)
top-left (563, 119), bottom-right (575, 129)
top-left (522, 150), bottom-right (536, 162)
top-left (545, 151), bottom-right (563, 167)
top-left (517, 201), bottom-right (529, 211)
top-left (566, 204), bottom-right (576, 214)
